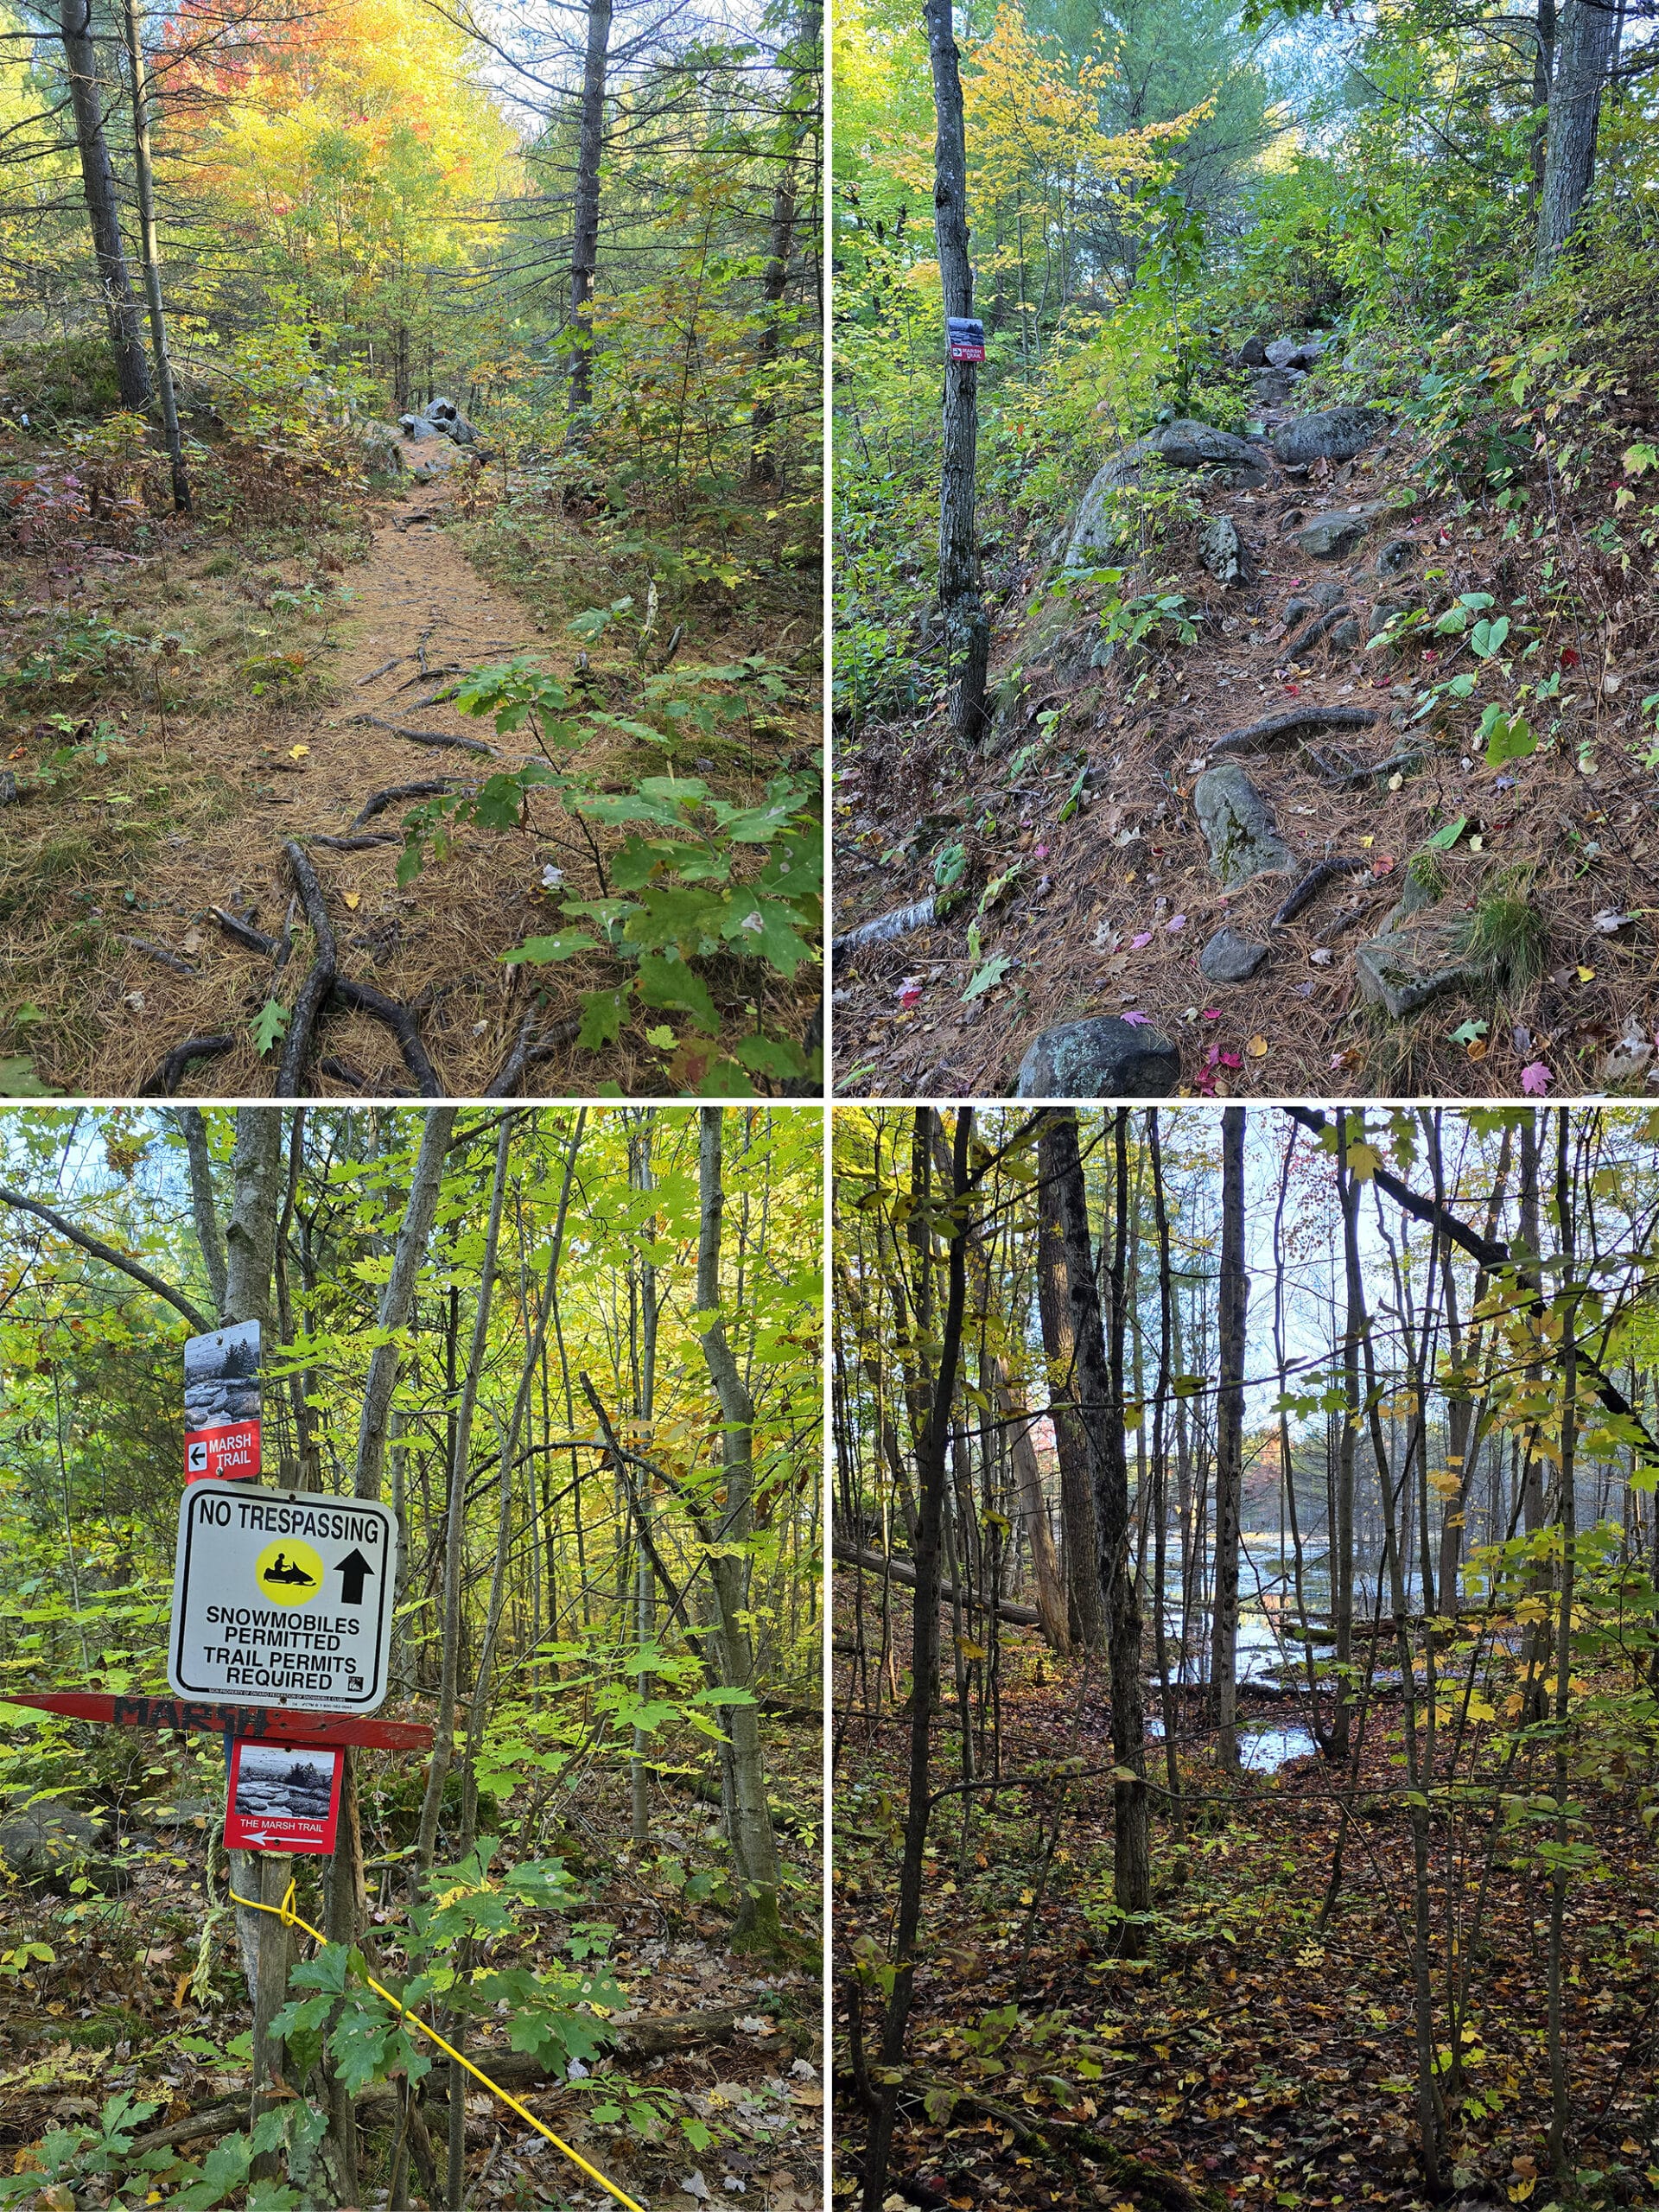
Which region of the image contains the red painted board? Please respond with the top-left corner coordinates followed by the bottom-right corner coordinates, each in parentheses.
top-left (224, 1738), bottom-right (343, 1854)
top-left (185, 1419), bottom-right (262, 1484)
top-left (0, 1692), bottom-right (433, 1751)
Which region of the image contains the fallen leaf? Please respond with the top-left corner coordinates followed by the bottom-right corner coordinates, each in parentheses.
top-left (1310, 948), bottom-right (1334, 966)
top-left (344, 891), bottom-right (361, 911)
top-left (1372, 855), bottom-right (1395, 875)
top-left (289, 743), bottom-right (309, 760)
top-left (181, 927), bottom-right (202, 954)
top-left (1520, 1060), bottom-right (1553, 1095)
top-left (1122, 1011), bottom-right (1154, 1027)
top-left (1247, 1034), bottom-right (1268, 1058)
top-left (1359, 835), bottom-right (1375, 849)
top-left (1166, 913), bottom-right (1186, 933)
top-left (1592, 910), bottom-right (1630, 932)
top-left (1468, 1039), bottom-right (1488, 1061)
top-left (1576, 964), bottom-right (1594, 982)
top-left (1130, 931), bottom-right (1154, 949)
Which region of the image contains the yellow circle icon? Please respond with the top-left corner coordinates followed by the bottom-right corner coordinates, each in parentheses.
top-left (255, 1537), bottom-right (325, 1606)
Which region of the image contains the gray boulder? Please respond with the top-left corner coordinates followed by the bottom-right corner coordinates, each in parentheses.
top-left (1266, 335), bottom-right (1325, 371)
top-left (1199, 927), bottom-right (1269, 983)
top-left (0, 1796), bottom-right (99, 1879)
top-left (1014, 1017), bottom-right (1180, 1098)
top-left (1355, 918), bottom-right (1484, 1019)
top-left (1236, 334), bottom-right (1268, 367)
top-left (1273, 406), bottom-right (1388, 465)
top-left (1152, 418), bottom-right (1259, 469)
top-left (1287, 502), bottom-right (1393, 560)
top-left (399, 412), bottom-right (445, 441)
top-left (1329, 616), bottom-right (1363, 651)
top-left (1064, 443), bottom-right (1154, 564)
top-left (1193, 764), bottom-right (1293, 889)
top-left (1198, 516), bottom-right (1253, 588)
top-left (359, 420), bottom-right (405, 476)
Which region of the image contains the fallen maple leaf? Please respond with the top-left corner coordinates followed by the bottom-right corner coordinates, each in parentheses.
top-left (343, 891), bottom-right (361, 911)
top-left (1122, 1010), bottom-right (1153, 1027)
top-left (897, 980), bottom-right (923, 1010)
top-left (1520, 1060), bottom-right (1553, 1094)
top-left (1130, 931), bottom-right (1154, 949)
top-left (1166, 913), bottom-right (1187, 933)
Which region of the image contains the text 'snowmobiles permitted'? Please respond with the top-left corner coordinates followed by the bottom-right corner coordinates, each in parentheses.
top-left (167, 1478), bottom-right (398, 1712)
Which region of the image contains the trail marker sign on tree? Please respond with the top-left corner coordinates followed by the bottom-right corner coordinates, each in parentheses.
top-left (945, 315), bottom-right (985, 363)
top-left (183, 1320), bottom-right (263, 1484)
top-left (168, 1480), bottom-right (398, 1713)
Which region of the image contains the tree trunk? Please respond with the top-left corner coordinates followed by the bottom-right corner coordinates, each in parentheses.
top-left (1213, 1106), bottom-right (1246, 1769)
top-left (119, 0), bottom-right (188, 509)
top-left (1046, 1107), bottom-right (1149, 1947)
top-left (1035, 1132), bottom-right (1105, 1651)
top-left (58, 0), bottom-right (151, 410)
top-left (695, 1108), bottom-right (785, 1949)
top-left (861, 1107), bottom-right (972, 2212)
top-left (749, 0), bottom-right (820, 485)
top-left (1534, 0), bottom-right (1617, 276)
top-left (992, 1354), bottom-right (1069, 1651)
top-left (923, 0), bottom-right (989, 746)
top-left (173, 1108), bottom-right (226, 1317)
top-left (565, 0), bottom-right (613, 439)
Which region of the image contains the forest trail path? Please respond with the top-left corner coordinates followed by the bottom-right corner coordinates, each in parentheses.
top-left (835, 380), bottom-right (1659, 1102)
top-left (87, 447), bottom-right (660, 1099)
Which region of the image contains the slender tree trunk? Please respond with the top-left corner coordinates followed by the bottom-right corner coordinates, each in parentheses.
top-left (993, 1353), bottom-right (1068, 1651)
top-left (750, 0), bottom-right (819, 484)
top-left (695, 1108), bottom-right (785, 1948)
top-left (923, 0), bottom-right (989, 746)
top-left (1037, 1122), bottom-right (1105, 1649)
top-left (629, 1113), bottom-right (658, 1847)
top-left (59, 0), bottom-right (150, 410)
top-left (1535, 0), bottom-right (1617, 275)
top-left (1046, 1108), bottom-right (1149, 1948)
top-left (1213, 1106), bottom-right (1246, 1769)
top-left (861, 1107), bottom-right (972, 2212)
top-left (118, 0), bottom-right (187, 509)
top-left (566, 0), bottom-right (613, 440)
top-left (1547, 1111), bottom-right (1580, 2171)
top-left (173, 1108), bottom-right (226, 1316)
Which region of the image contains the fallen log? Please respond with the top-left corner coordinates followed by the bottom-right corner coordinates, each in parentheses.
top-left (833, 1538), bottom-right (1042, 1627)
top-left (831, 896), bottom-right (936, 969)
top-left (348, 713), bottom-right (495, 758)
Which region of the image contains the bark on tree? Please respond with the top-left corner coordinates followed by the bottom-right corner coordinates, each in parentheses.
top-left (566, 0), bottom-right (613, 439)
top-left (694, 1108), bottom-right (785, 1950)
top-left (1534, 0), bottom-right (1618, 276)
top-left (1036, 1130), bottom-right (1106, 1651)
top-left (1046, 1107), bottom-right (1150, 1947)
top-left (1213, 1106), bottom-right (1247, 1770)
top-left (923, 0), bottom-right (989, 746)
top-left (172, 1108), bottom-right (226, 1317)
top-left (861, 1106), bottom-right (972, 2212)
top-left (58, 0), bottom-right (151, 410)
top-left (119, 0), bottom-right (188, 510)
top-left (749, 0), bottom-right (820, 485)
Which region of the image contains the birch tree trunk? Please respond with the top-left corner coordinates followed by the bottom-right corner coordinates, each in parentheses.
top-left (118, 0), bottom-right (188, 510)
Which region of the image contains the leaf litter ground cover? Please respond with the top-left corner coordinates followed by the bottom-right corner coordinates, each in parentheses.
top-left (0, 1726), bottom-right (824, 2211)
top-left (0, 442), bottom-right (821, 1099)
top-left (832, 1618), bottom-right (1659, 2212)
top-left (832, 385), bottom-right (1659, 1102)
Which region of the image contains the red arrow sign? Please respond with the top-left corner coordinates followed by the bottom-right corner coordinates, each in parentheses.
top-left (1, 1693), bottom-right (433, 1751)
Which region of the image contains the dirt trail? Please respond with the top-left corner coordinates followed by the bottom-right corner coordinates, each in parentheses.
top-left (87, 447), bottom-right (653, 1098)
top-left (835, 373), bottom-right (1659, 1100)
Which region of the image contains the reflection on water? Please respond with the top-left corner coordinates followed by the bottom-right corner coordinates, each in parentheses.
top-left (1240, 1724), bottom-right (1317, 1771)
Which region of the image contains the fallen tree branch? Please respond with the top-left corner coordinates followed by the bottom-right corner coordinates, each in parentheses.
top-left (354, 656), bottom-right (404, 686)
top-left (307, 831), bottom-right (402, 851)
top-left (275, 842), bottom-right (338, 1096)
top-left (833, 1538), bottom-right (1041, 1627)
top-left (118, 932), bottom-right (197, 977)
top-left (137, 1035), bottom-right (236, 1100)
top-left (832, 896), bottom-right (937, 969)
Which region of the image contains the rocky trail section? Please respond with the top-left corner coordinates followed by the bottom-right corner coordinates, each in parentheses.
top-left (85, 439), bottom-right (665, 1097)
top-left (835, 340), bottom-right (1659, 1099)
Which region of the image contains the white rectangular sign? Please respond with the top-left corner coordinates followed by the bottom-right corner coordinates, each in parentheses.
top-left (168, 1480), bottom-right (398, 1713)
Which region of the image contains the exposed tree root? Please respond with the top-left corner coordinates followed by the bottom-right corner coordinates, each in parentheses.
top-left (350, 778), bottom-right (468, 830)
top-left (347, 711), bottom-right (496, 757)
top-left (274, 840), bottom-right (339, 1096)
top-left (137, 1033), bottom-right (235, 1096)
top-left (1270, 855), bottom-right (1368, 929)
top-left (1208, 703), bottom-right (1378, 757)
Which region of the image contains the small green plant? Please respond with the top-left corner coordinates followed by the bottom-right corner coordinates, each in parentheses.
top-left (1467, 871), bottom-right (1547, 987)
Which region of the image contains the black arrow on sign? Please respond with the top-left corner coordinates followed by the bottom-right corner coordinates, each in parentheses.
top-left (335, 1549), bottom-right (374, 1605)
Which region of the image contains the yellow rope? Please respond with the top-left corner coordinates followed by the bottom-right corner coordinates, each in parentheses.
top-left (230, 1879), bottom-right (646, 2212)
